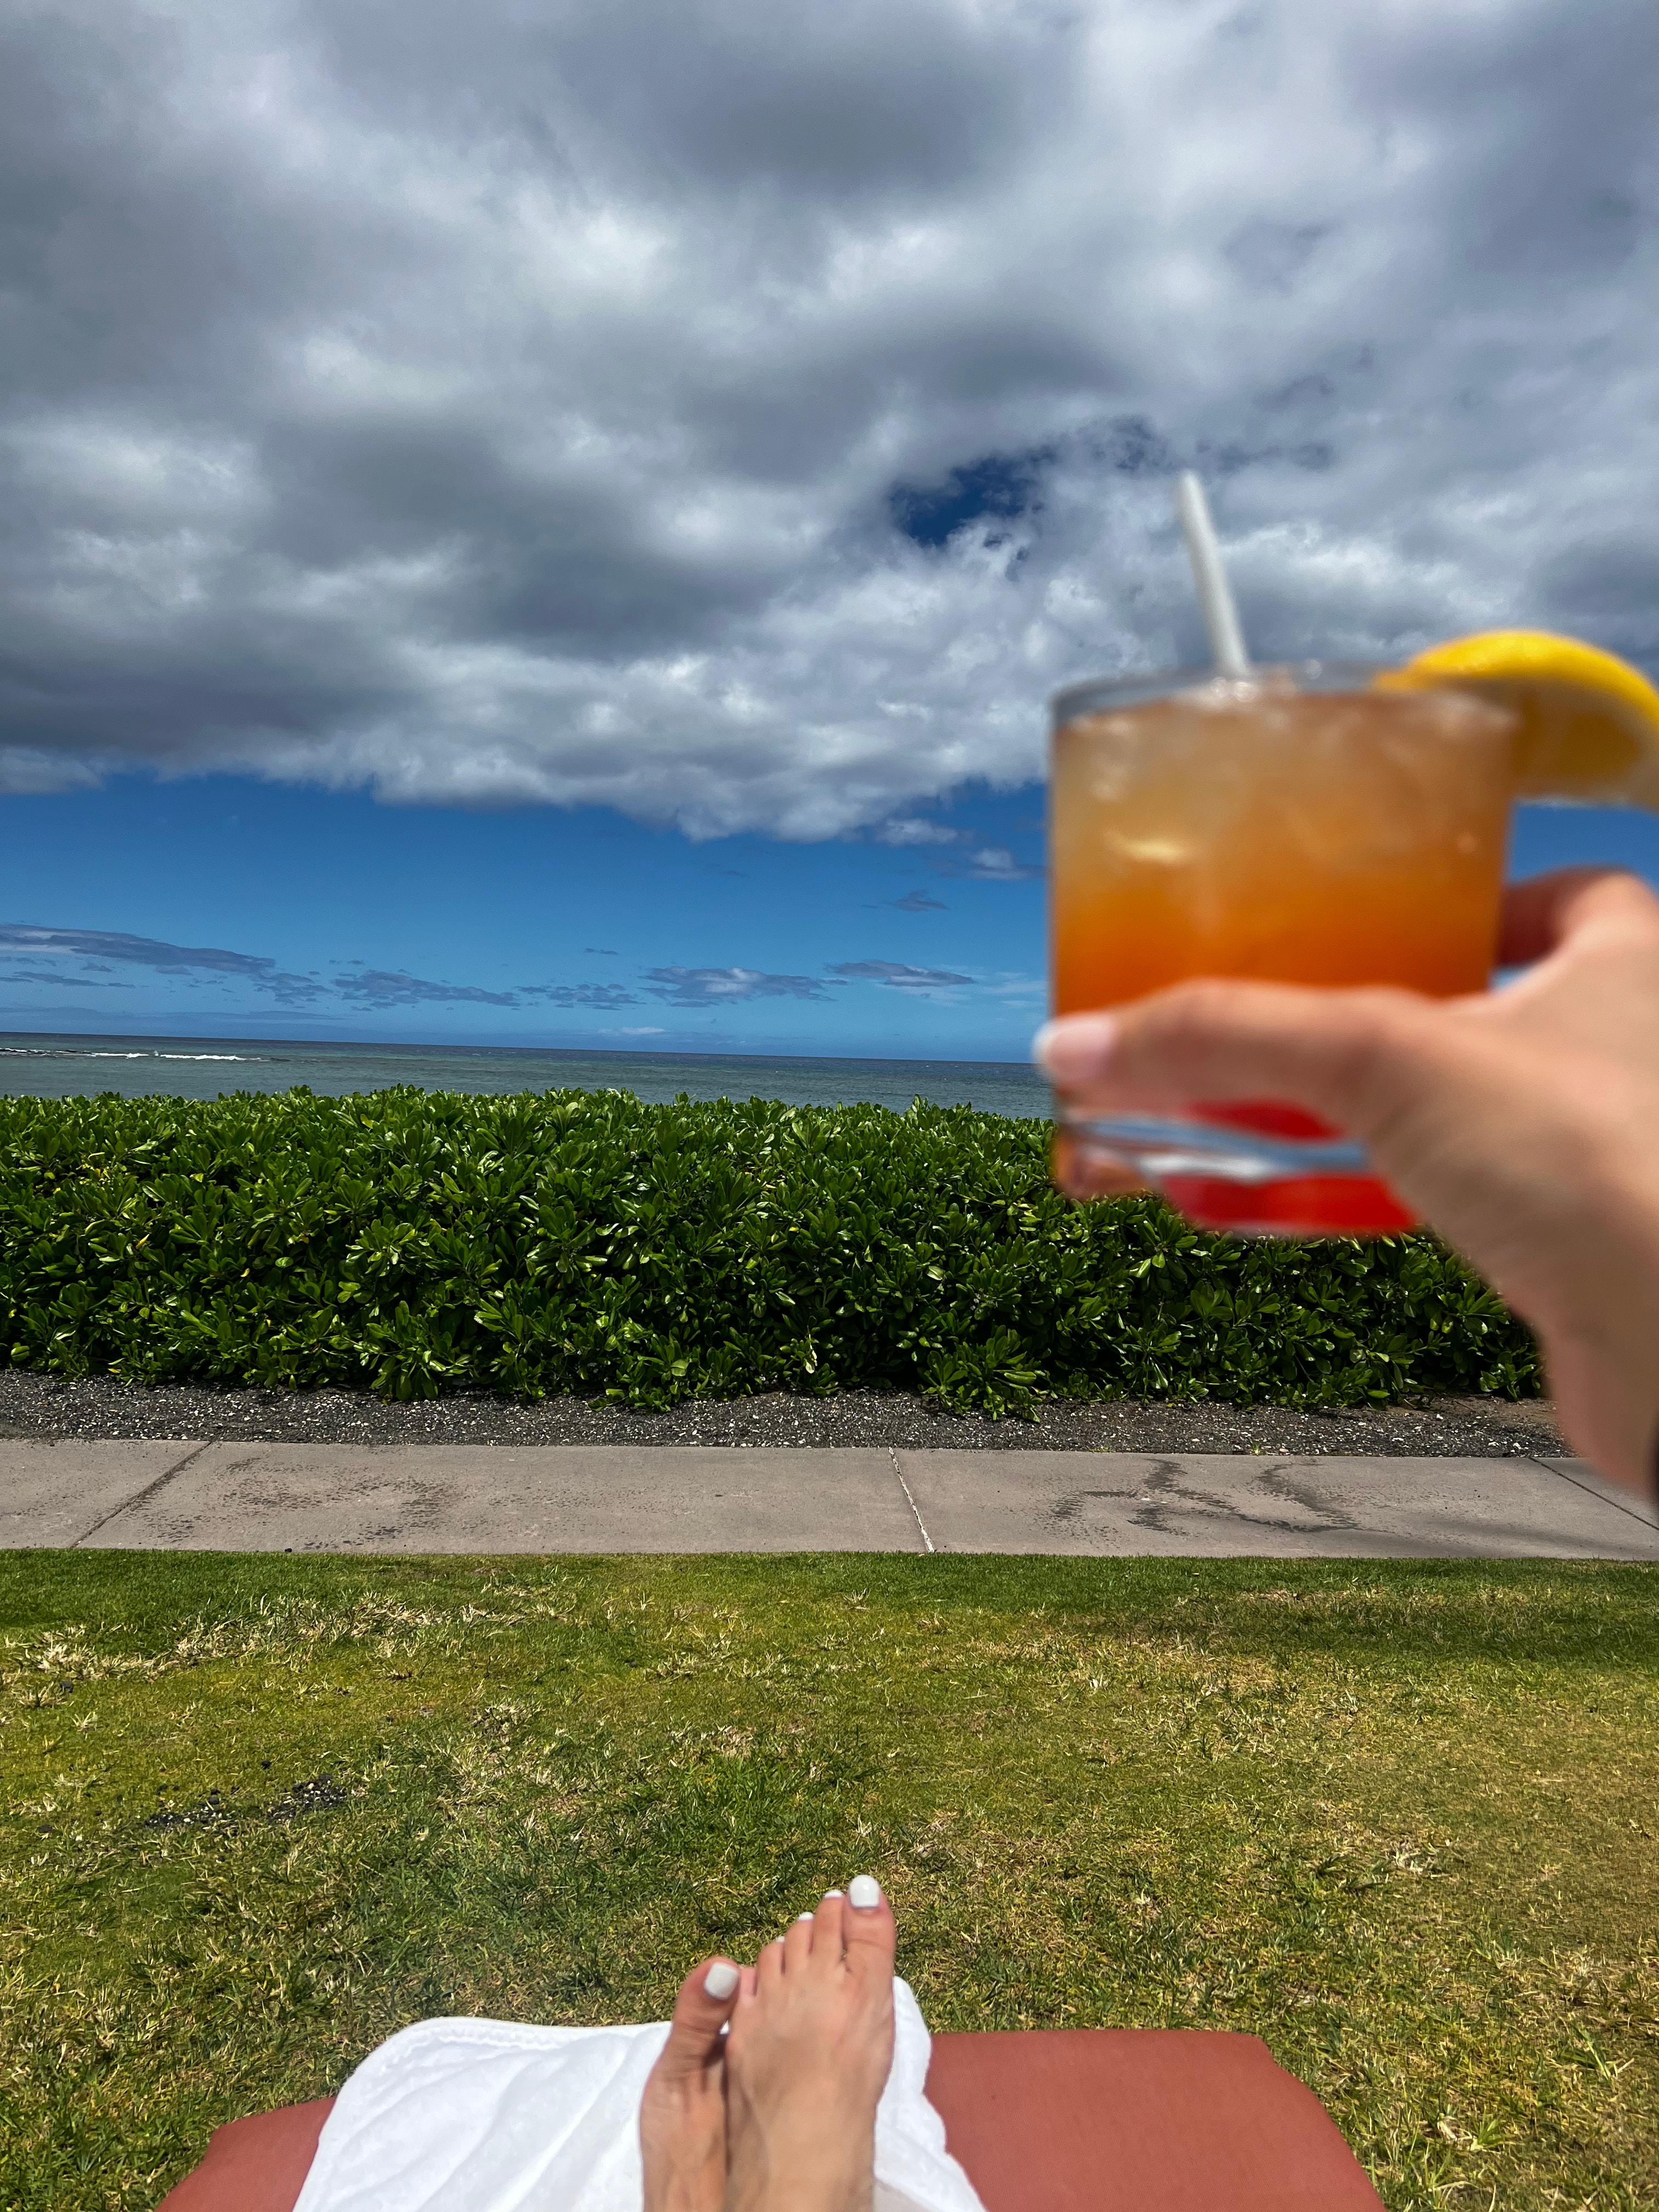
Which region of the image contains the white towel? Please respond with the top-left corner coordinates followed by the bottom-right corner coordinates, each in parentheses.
top-left (293, 1978), bottom-right (986, 2212)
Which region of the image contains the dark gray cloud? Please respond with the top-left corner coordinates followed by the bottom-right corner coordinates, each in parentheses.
top-left (889, 889), bottom-right (946, 912)
top-left (0, 924), bottom-right (324, 1003)
top-left (331, 969), bottom-right (519, 1009)
top-left (518, 982), bottom-right (637, 1008)
top-left (644, 966), bottom-right (828, 1005)
top-left (0, 924), bottom-right (649, 1014)
top-left (0, 964), bottom-right (130, 990)
top-left (830, 960), bottom-right (973, 992)
top-left (0, 0), bottom-right (1655, 832)
top-left (331, 971), bottom-right (637, 1010)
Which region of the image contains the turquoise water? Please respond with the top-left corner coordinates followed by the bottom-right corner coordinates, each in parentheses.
top-left (0, 1031), bottom-right (1050, 1119)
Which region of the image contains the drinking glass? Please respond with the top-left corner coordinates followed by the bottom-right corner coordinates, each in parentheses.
top-left (1048, 663), bottom-right (1516, 1234)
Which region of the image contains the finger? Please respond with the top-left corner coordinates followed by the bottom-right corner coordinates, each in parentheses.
top-left (1037, 982), bottom-right (1436, 1141)
top-left (1498, 868), bottom-right (1659, 969)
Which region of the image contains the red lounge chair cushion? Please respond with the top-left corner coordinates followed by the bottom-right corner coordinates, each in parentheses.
top-left (154, 2028), bottom-right (1383, 2211)
top-left (928, 2030), bottom-right (1383, 2209)
top-left (154, 2095), bottom-right (332, 2212)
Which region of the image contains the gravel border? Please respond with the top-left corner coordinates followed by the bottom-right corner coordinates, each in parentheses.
top-left (0, 1369), bottom-right (1563, 1457)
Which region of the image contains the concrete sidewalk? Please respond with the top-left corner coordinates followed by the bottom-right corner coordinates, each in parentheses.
top-left (3, 1439), bottom-right (1656, 1558)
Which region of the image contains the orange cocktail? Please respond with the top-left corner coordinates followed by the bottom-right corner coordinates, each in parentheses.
top-left (1049, 664), bottom-right (1516, 1233)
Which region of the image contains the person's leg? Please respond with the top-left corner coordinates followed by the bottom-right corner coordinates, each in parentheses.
top-left (640, 1957), bottom-right (742, 2212)
top-left (722, 1878), bottom-right (896, 2212)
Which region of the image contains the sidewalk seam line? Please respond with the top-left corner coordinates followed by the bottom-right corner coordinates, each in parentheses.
top-left (70, 1440), bottom-right (216, 1548)
top-left (888, 1449), bottom-right (935, 1554)
top-left (1523, 1452), bottom-right (1659, 1533)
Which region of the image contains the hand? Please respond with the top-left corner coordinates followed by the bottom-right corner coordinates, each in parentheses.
top-left (1037, 869), bottom-right (1659, 1498)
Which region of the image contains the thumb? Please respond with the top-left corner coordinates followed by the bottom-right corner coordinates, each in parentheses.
top-left (1036, 980), bottom-right (1438, 1146)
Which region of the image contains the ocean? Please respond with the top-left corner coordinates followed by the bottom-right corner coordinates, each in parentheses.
top-left (0, 1031), bottom-right (1051, 1119)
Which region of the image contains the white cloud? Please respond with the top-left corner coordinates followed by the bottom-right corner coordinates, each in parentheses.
top-left (874, 819), bottom-right (960, 847)
top-left (955, 844), bottom-right (1042, 883)
top-left (0, 0), bottom-right (1654, 836)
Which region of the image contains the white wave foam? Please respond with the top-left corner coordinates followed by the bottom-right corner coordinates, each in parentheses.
top-left (0, 1047), bottom-right (272, 1062)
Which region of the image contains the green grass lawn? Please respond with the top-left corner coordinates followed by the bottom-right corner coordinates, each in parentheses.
top-left (2, 1553), bottom-right (1655, 2211)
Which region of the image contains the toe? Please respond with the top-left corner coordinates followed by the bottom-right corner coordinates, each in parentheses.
top-left (843, 1876), bottom-right (896, 1982)
top-left (651, 1957), bottom-right (741, 2082)
top-left (782, 1911), bottom-right (816, 1972)
top-left (808, 1891), bottom-right (847, 1971)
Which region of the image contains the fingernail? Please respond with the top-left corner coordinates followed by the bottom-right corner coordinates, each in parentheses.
top-left (849, 1874), bottom-right (882, 1910)
top-left (703, 1961), bottom-right (740, 2000)
top-left (1033, 1013), bottom-right (1117, 1087)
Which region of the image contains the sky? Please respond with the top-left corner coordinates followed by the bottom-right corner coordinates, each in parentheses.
top-left (2, 0), bottom-right (1656, 1057)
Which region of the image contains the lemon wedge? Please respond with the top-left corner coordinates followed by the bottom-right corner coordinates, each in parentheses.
top-left (1384, 629), bottom-right (1659, 808)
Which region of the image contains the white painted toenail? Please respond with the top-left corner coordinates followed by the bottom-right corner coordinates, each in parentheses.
top-left (703, 1961), bottom-right (740, 2000)
top-left (796, 1911), bottom-right (814, 1921)
top-left (849, 1874), bottom-right (882, 1909)
top-left (822, 1889), bottom-right (844, 1898)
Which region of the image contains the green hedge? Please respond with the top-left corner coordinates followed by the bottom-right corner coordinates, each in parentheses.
top-left (0, 1087), bottom-right (1538, 1410)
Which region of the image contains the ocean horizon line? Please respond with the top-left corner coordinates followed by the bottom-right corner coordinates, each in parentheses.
top-left (0, 1026), bottom-right (1035, 1071)
top-left (0, 1027), bottom-right (1052, 1116)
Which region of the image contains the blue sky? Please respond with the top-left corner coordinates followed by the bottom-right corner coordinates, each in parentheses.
top-left (0, 772), bottom-right (1048, 1057)
top-left (1, 775), bottom-right (1653, 1058)
top-left (2, 0), bottom-right (1656, 1059)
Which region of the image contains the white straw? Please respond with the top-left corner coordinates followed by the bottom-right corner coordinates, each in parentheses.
top-left (1175, 471), bottom-right (1251, 679)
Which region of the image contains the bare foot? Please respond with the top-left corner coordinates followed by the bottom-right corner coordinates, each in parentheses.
top-left (640, 1957), bottom-right (742, 2212)
top-left (723, 1878), bottom-right (898, 2212)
